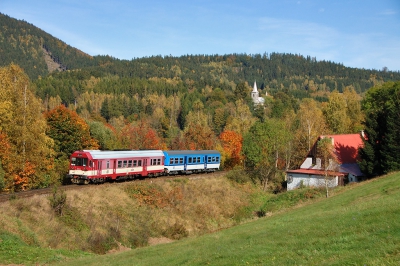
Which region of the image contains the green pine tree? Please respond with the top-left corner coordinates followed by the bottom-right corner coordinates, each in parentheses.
top-left (359, 81), bottom-right (400, 176)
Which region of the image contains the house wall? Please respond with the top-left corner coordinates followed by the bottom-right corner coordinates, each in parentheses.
top-left (348, 173), bottom-right (358, 183)
top-left (287, 173), bottom-right (338, 190)
top-left (300, 157), bottom-right (313, 168)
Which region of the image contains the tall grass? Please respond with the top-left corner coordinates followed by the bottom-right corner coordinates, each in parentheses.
top-left (0, 175), bottom-right (265, 264)
top-left (55, 172), bottom-right (400, 265)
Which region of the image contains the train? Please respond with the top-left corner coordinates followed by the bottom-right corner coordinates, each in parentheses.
top-left (66, 149), bottom-right (221, 184)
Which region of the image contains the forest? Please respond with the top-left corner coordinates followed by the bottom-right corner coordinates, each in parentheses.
top-left (1, 12), bottom-right (400, 192)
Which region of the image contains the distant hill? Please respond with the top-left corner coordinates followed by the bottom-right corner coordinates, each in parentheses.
top-left (2, 12), bottom-right (400, 107)
top-left (0, 13), bottom-right (100, 79)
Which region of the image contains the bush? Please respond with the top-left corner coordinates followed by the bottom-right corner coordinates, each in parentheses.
top-left (226, 167), bottom-right (251, 184)
top-left (162, 222), bottom-right (188, 240)
top-left (48, 186), bottom-right (67, 216)
top-left (260, 187), bottom-right (325, 213)
top-left (87, 230), bottom-right (117, 254)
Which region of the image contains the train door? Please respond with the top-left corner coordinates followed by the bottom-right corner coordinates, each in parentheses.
top-left (204, 155), bottom-right (208, 169)
top-left (184, 156), bottom-right (187, 172)
top-left (142, 158), bottom-right (148, 176)
top-left (113, 160), bottom-right (117, 179)
top-left (97, 160), bottom-right (102, 176)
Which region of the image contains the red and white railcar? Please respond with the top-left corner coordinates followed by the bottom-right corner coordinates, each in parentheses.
top-left (67, 150), bottom-right (165, 184)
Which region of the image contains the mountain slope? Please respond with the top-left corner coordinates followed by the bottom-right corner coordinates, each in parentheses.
top-left (0, 13), bottom-right (96, 79)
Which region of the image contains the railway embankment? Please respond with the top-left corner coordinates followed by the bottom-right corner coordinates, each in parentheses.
top-left (0, 173), bottom-right (268, 257)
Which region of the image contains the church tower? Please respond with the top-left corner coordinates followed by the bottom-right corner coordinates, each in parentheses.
top-left (251, 81), bottom-right (265, 105)
top-left (251, 81), bottom-right (259, 103)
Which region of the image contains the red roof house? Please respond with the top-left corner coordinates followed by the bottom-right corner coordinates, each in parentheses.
top-left (286, 133), bottom-right (364, 190)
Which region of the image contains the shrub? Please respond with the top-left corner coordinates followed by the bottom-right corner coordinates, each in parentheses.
top-left (162, 222), bottom-right (189, 240)
top-left (48, 185), bottom-right (67, 216)
top-left (225, 167), bottom-right (251, 184)
top-left (87, 230), bottom-right (117, 254)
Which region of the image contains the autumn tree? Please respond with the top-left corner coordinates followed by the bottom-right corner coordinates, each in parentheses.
top-left (45, 105), bottom-right (99, 158)
top-left (342, 86), bottom-right (364, 133)
top-left (224, 99), bottom-right (257, 135)
top-left (120, 119), bottom-right (165, 150)
top-left (182, 123), bottom-right (216, 150)
top-left (219, 130), bottom-right (243, 169)
top-left (316, 137), bottom-right (340, 198)
top-left (0, 64), bottom-right (55, 190)
top-left (322, 90), bottom-right (351, 134)
top-left (293, 98), bottom-right (327, 166)
top-left (172, 105), bottom-right (218, 150)
top-left (88, 121), bottom-right (120, 150)
top-left (242, 119), bottom-right (292, 191)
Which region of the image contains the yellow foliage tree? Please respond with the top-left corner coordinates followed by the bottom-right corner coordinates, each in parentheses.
top-left (0, 64), bottom-right (55, 190)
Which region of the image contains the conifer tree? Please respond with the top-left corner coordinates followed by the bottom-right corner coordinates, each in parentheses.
top-left (359, 81), bottom-right (400, 176)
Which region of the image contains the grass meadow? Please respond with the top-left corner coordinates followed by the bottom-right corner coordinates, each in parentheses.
top-left (0, 172), bottom-right (399, 265)
top-left (56, 172), bottom-right (400, 265)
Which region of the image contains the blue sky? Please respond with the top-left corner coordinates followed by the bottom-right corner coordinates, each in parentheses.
top-left (2, 0), bottom-right (400, 71)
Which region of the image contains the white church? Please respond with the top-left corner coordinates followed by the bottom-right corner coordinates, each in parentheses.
top-left (251, 81), bottom-right (265, 105)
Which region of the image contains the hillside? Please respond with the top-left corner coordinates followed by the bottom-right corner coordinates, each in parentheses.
top-left (1, 12), bottom-right (400, 91)
top-left (0, 172), bottom-right (398, 265)
top-left (0, 13), bottom-right (97, 79)
top-left (58, 172), bottom-right (400, 265)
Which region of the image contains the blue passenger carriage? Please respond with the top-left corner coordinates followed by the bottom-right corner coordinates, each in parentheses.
top-left (163, 150), bottom-right (220, 175)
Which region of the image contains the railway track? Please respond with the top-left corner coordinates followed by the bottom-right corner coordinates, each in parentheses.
top-left (0, 171), bottom-right (226, 204)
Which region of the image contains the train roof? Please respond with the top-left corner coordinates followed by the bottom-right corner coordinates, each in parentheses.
top-left (73, 150), bottom-right (164, 160)
top-left (163, 150), bottom-right (220, 156)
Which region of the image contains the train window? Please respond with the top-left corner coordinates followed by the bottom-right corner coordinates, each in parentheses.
top-left (216, 157), bottom-right (220, 162)
top-left (189, 157), bottom-right (193, 163)
top-left (71, 157), bottom-right (88, 166)
top-left (117, 161), bottom-right (122, 168)
top-left (128, 160), bottom-right (132, 167)
top-left (179, 158), bottom-right (183, 164)
top-left (197, 157), bottom-right (200, 163)
top-left (107, 161), bottom-right (110, 169)
top-left (151, 159), bottom-right (161, 165)
top-left (173, 158), bottom-right (178, 164)
top-left (123, 160), bottom-right (127, 167)
top-left (207, 157), bottom-right (211, 163)
top-left (138, 160), bottom-right (142, 166)
top-left (133, 160), bottom-right (137, 167)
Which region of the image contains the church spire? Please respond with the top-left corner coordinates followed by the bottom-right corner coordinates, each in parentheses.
top-left (252, 80), bottom-right (258, 92)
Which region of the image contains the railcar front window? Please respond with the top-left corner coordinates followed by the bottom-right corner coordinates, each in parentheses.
top-left (71, 157), bottom-right (88, 166)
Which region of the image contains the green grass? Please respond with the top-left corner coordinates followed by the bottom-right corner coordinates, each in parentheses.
top-left (0, 232), bottom-right (91, 265)
top-left (54, 172), bottom-right (400, 265)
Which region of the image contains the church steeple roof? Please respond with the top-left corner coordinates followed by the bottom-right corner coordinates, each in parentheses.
top-left (252, 81), bottom-right (258, 92)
